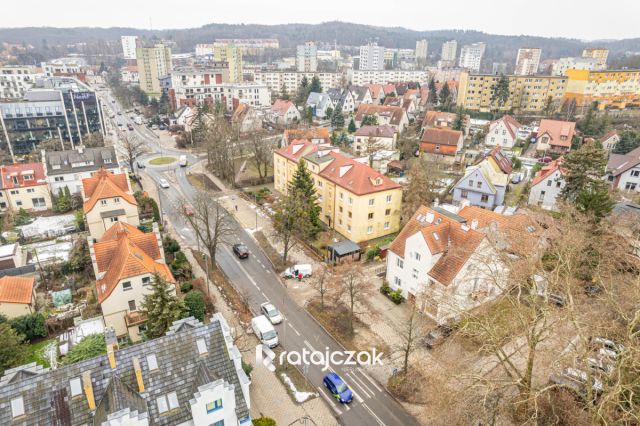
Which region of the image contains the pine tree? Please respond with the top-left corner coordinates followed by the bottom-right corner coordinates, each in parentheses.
top-left (295, 76), bottom-right (310, 105)
top-left (452, 107), bottom-right (465, 133)
top-left (280, 83), bottom-right (290, 100)
top-left (348, 118), bottom-right (357, 133)
top-left (288, 160), bottom-right (322, 236)
top-left (613, 130), bottom-right (640, 154)
top-left (141, 273), bottom-right (185, 339)
top-left (428, 79), bottom-right (438, 104)
top-left (331, 110), bottom-right (345, 129)
top-left (439, 83), bottom-right (451, 109)
top-left (310, 76), bottom-right (322, 93)
top-left (491, 74), bottom-right (510, 111)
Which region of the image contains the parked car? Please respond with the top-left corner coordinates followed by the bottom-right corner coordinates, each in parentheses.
top-left (136, 161), bottom-right (145, 169)
top-left (127, 124), bottom-right (134, 131)
top-left (283, 264), bottom-right (312, 278)
top-left (538, 156), bottom-right (552, 164)
top-left (589, 337), bottom-right (625, 360)
top-left (510, 173), bottom-right (522, 184)
top-left (151, 124), bottom-right (158, 130)
top-left (323, 372), bottom-right (353, 403)
top-left (260, 302), bottom-right (283, 325)
top-left (251, 315), bottom-right (278, 348)
top-left (158, 178), bottom-right (170, 189)
top-left (549, 367), bottom-right (603, 398)
top-left (424, 325), bottom-right (453, 349)
top-left (232, 243), bottom-right (249, 259)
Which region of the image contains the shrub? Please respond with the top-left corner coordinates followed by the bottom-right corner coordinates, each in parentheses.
top-left (0, 323), bottom-right (28, 376)
top-left (180, 281), bottom-right (193, 293)
top-left (171, 251), bottom-right (193, 281)
top-left (14, 208), bottom-right (32, 226)
top-left (366, 246), bottom-right (381, 261)
top-left (163, 236), bottom-right (181, 256)
top-left (380, 281), bottom-right (404, 304)
top-left (63, 334), bottom-right (106, 365)
top-left (10, 313), bottom-right (47, 341)
top-left (380, 281), bottom-right (392, 295)
top-left (253, 418), bottom-right (276, 426)
top-left (184, 290), bottom-right (206, 321)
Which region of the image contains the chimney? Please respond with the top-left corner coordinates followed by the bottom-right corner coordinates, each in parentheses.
top-left (77, 145), bottom-right (84, 154)
top-left (105, 327), bottom-right (118, 369)
top-left (433, 198), bottom-right (440, 207)
top-left (471, 219), bottom-right (479, 230)
top-left (107, 343), bottom-right (116, 369)
top-left (132, 357), bottom-right (145, 392)
top-left (82, 371), bottom-right (96, 410)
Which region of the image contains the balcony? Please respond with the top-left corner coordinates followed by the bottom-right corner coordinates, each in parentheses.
top-left (125, 311), bottom-right (147, 327)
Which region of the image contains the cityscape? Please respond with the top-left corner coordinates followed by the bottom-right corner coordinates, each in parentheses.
top-left (0, 4), bottom-right (639, 426)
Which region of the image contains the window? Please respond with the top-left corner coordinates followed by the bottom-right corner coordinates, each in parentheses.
top-left (367, 226), bottom-right (373, 234)
top-left (32, 198), bottom-right (46, 208)
top-left (625, 182), bottom-right (637, 191)
top-left (157, 396), bottom-right (169, 414)
top-left (167, 392), bottom-right (179, 410)
top-left (206, 398), bottom-right (223, 413)
top-left (394, 276), bottom-right (402, 286)
top-left (368, 212), bottom-right (374, 220)
top-left (415, 252), bottom-right (421, 261)
top-left (469, 180), bottom-right (474, 187)
top-left (26, 188), bottom-right (34, 193)
top-left (386, 195), bottom-right (392, 203)
top-left (23, 174), bottom-right (33, 180)
top-left (197, 338), bottom-right (208, 354)
top-left (16, 201), bottom-right (22, 206)
top-left (54, 176), bottom-right (64, 182)
top-left (347, 225), bottom-right (351, 232)
top-left (318, 181), bottom-right (323, 188)
top-left (547, 180), bottom-right (552, 187)
top-left (147, 354), bottom-right (158, 371)
top-left (11, 397), bottom-right (24, 418)
top-left (339, 192), bottom-right (343, 199)
top-left (412, 268), bottom-right (419, 279)
top-left (460, 190), bottom-right (468, 199)
top-left (481, 194), bottom-right (489, 203)
top-left (114, 197), bottom-right (120, 203)
top-left (70, 378), bottom-right (82, 397)
top-left (632, 170), bottom-right (640, 177)
top-left (348, 211), bottom-right (352, 218)
top-left (396, 258), bottom-right (404, 268)
top-left (101, 199), bottom-right (108, 206)
top-left (556, 181), bottom-right (562, 188)
top-left (142, 276), bottom-right (151, 285)
top-left (368, 198), bottom-right (375, 206)
top-left (128, 300), bottom-right (137, 311)
top-left (109, 217), bottom-right (119, 223)
top-left (122, 281), bottom-right (132, 291)
top-left (384, 221), bottom-right (390, 230)
top-left (348, 197), bottom-right (353, 205)
top-left (339, 206), bottom-right (343, 213)
top-left (10, 190), bottom-right (18, 195)
top-left (476, 181), bottom-right (481, 189)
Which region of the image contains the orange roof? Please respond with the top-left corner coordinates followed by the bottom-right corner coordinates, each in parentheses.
top-left (355, 104), bottom-right (406, 126)
top-left (0, 163), bottom-right (47, 189)
top-left (271, 99), bottom-right (295, 114)
top-left (318, 152), bottom-right (400, 195)
top-left (274, 139), bottom-right (321, 162)
top-left (82, 169), bottom-right (136, 213)
top-left (537, 119), bottom-right (576, 149)
top-left (367, 84), bottom-right (384, 98)
top-left (0, 276), bottom-right (34, 305)
top-left (531, 158), bottom-right (565, 187)
top-left (421, 127), bottom-right (462, 146)
top-left (283, 128), bottom-right (330, 144)
top-left (422, 111), bottom-right (456, 128)
top-left (94, 228), bottom-right (173, 303)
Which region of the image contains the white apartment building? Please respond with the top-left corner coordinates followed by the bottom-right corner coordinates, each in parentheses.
top-left (415, 40), bottom-right (428, 65)
top-left (253, 71), bottom-right (343, 96)
top-left (359, 42), bottom-right (386, 71)
top-left (551, 57), bottom-right (599, 76)
top-left (349, 70), bottom-right (430, 85)
top-left (441, 40), bottom-right (458, 62)
top-left (514, 48), bottom-right (541, 75)
top-left (0, 66), bottom-right (42, 99)
top-left (297, 42), bottom-right (318, 72)
top-left (195, 43), bottom-right (215, 57)
top-left (41, 58), bottom-right (85, 77)
top-left (120, 36), bottom-right (138, 60)
top-left (459, 43), bottom-right (486, 72)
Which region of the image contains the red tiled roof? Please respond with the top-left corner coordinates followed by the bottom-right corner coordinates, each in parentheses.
top-left (274, 139), bottom-right (320, 162)
top-left (354, 125), bottom-right (396, 138)
top-left (531, 158), bottom-right (565, 186)
top-left (421, 128), bottom-right (462, 146)
top-left (0, 163), bottom-right (47, 189)
top-left (355, 104), bottom-right (406, 127)
top-left (318, 152), bottom-right (401, 195)
top-left (422, 111), bottom-right (456, 128)
top-left (537, 119), bottom-right (576, 149)
top-left (487, 147), bottom-right (513, 174)
top-left (271, 99), bottom-right (295, 114)
top-left (283, 128), bottom-right (330, 144)
top-left (82, 169), bottom-right (136, 213)
top-left (601, 129), bottom-right (618, 142)
top-left (0, 276), bottom-right (34, 305)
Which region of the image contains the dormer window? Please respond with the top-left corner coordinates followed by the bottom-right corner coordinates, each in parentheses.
top-left (70, 377), bottom-right (82, 397)
top-left (11, 396), bottom-right (24, 418)
top-left (197, 338), bottom-right (208, 355)
top-left (23, 174), bottom-right (33, 180)
top-left (147, 354), bottom-right (159, 371)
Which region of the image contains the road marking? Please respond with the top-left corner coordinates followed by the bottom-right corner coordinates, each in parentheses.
top-left (317, 387), bottom-right (344, 414)
top-left (337, 374), bottom-right (364, 403)
top-left (348, 371), bottom-right (375, 397)
top-left (345, 372), bottom-right (371, 398)
top-left (260, 291), bottom-right (267, 299)
top-left (359, 370), bottom-right (383, 392)
top-left (288, 323), bottom-right (301, 337)
top-left (304, 340), bottom-right (316, 352)
top-left (361, 402), bottom-right (386, 426)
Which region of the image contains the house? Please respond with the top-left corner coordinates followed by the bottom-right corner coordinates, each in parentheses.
top-left (354, 104), bottom-right (409, 133)
top-left (354, 125), bottom-right (397, 154)
top-left (528, 158), bottom-right (566, 210)
top-left (422, 111), bottom-right (458, 130)
top-left (484, 115), bottom-right (523, 149)
top-left (452, 148), bottom-right (512, 209)
top-left (420, 128), bottom-right (464, 164)
top-left (382, 84), bottom-right (396, 96)
top-left (535, 119), bottom-right (576, 155)
top-left (350, 85), bottom-right (373, 108)
top-left (601, 129), bottom-right (620, 152)
top-left (173, 105), bottom-right (194, 127)
top-left (0, 242), bottom-right (33, 277)
top-left (327, 88), bottom-right (355, 115)
top-left (273, 141), bottom-right (402, 243)
top-left (89, 221), bottom-right (174, 341)
top-left (270, 99), bottom-right (300, 126)
top-left (0, 163), bottom-right (52, 213)
top-left (0, 275), bottom-right (35, 318)
top-left (0, 314), bottom-right (252, 425)
top-left (282, 127), bottom-right (330, 146)
top-left (606, 146), bottom-right (640, 193)
top-left (383, 97), bottom-right (416, 115)
top-left (82, 169), bottom-right (139, 240)
top-left (386, 204), bottom-right (538, 323)
top-left (42, 146), bottom-right (121, 195)
top-left (231, 103), bottom-right (262, 133)
top-left (367, 84), bottom-right (385, 104)
top-left (306, 92), bottom-right (333, 119)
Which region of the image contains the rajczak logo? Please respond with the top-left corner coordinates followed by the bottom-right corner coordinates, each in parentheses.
top-left (255, 345), bottom-right (383, 372)
top-left (255, 344), bottom-right (276, 372)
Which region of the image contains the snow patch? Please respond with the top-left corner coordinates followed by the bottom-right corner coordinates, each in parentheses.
top-left (280, 373), bottom-right (317, 403)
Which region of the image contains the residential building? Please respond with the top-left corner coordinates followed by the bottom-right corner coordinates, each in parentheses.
top-left (214, 37), bottom-right (279, 54)
top-left (386, 205), bottom-right (537, 323)
top-left (82, 169), bottom-right (139, 240)
top-left (41, 58), bottom-right (86, 79)
top-left (0, 77), bottom-right (105, 156)
top-left (195, 43), bottom-right (215, 57)
top-left (535, 119), bottom-right (576, 155)
top-left (457, 72), bottom-right (567, 114)
top-left (441, 40), bottom-right (458, 63)
top-left (0, 314), bottom-right (252, 425)
top-left (273, 141), bottom-right (402, 243)
top-left (551, 57), bottom-right (599, 76)
top-left (458, 43), bottom-right (485, 72)
top-left (120, 36), bottom-right (139, 60)
top-left (306, 92), bottom-right (333, 119)
top-left (564, 69), bottom-right (640, 110)
top-left (136, 44), bottom-right (172, 97)
top-left (0, 242), bottom-right (28, 274)
top-left (282, 128), bottom-right (330, 146)
top-left (89, 222), bottom-right (173, 340)
top-left (601, 129), bottom-right (620, 151)
top-left (214, 44), bottom-right (243, 83)
top-left (383, 96), bottom-right (416, 115)
top-left (252, 71), bottom-right (342, 96)
top-left (42, 146), bottom-right (120, 195)
top-left (420, 128), bottom-right (464, 164)
top-left (327, 88), bottom-right (355, 115)
top-left (231, 103), bottom-right (263, 133)
top-left (492, 62), bottom-right (508, 75)
top-left (415, 40), bottom-right (428, 66)
top-left (582, 48), bottom-right (609, 68)
top-left (0, 65), bottom-right (42, 99)
top-left (422, 111), bottom-right (456, 129)
top-left (0, 163), bottom-right (52, 212)
top-left (297, 42), bottom-right (318, 72)
top-left (359, 42), bottom-right (386, 71)
top-left (120, 65), bottom-right (139, 84)
top-left (354, 125), bottom-right (397, 153)
top-left (528, 158), bottom-right (566, 210)
top-left (606, 146), bottom-right (640, 193)
top-left (350, 85), bottom-right (373, 108)
top-left (0, 276), bottom-right (35, 319)
top-left (484, 115), bottom-right (523, 149)
top-left (269, 99), bottom-right (300, 126)
top-left (514, 48), bottom-right (541, 76)
top-left (452, 148), bottom-right (512, 208)
top-left (354, 104), bottom-right (409, 133)
top-left (349, 69), bottom-right (430, 86)
top-left (171, 52), bottom-right (195, 68)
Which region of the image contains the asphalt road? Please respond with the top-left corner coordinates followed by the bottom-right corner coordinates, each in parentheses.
top-left (99, 90), bottom-right (419, 426)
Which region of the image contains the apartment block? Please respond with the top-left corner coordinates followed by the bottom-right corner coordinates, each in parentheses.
top-left (0, 65), bottom-right (42, 99)
top-left (415, 40), bottom-right (428, 65)
top-left (514, 48), bottom-right (541, 76)
top-left (441, 40), bottom-right (458, 62)
top-left (458, 43), bottom-right (485, 72)
top-left (349, 69), bottom-right (430, 85)
top-left (214, 44), bottom-right (243, 83)
top-left (552, 57), bottom-right (599, 76)
top-left (359, 42), bottom-right (386, 71)
top-left (120, 36), bottom-right (139, 60)
top-left (253, 70), bottom-right (342, 96)
top-left (297, 41), bottom-right (318, 72)
top-left (136, 44), bottom-right (172, 97)
top-left (564, 68), bottom-right (640, 109)
top-left (582, 48), bottom-right (609, 68)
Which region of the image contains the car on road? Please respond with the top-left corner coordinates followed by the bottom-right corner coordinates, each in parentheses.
top-left (117, 111), bottom-right (122, 115)
top-left (251, 315), bottom-right (278, 348)
top-left (232, 243), bottom-right (249, 259)
top-left (159, 179), bottom-right (170, 189)
top-left (183, 204), bottom-right (194, 216)
top-left (136, 161), bottom-right (145, 169)
top-left (323, 372), bottom-right (353, 403)
top-left (127, 124), bottom-right (134, 131)
top-left (511, 173), bottom-right (522, 184)
top-left (424, 325), bottom-right (453, 349)
top-left (179, 155), bottom-right (188, 167)
top-left (260, 302), bottom-right (283, 324)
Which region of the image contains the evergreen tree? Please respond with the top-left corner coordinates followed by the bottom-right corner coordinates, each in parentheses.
top-left (0, 323), bottom-right (27, 375)
top-left (325, 107), bottom-right (333, 121)
top-left (348, 118), bottom-right (357, 133)
top-left (295, 76), bottom-right (310, 105)
top-left (309, 76), bottom-right (322, 93)
top-left (439, 83), bottom-right (451, 109)
top-left (280, 83), bottom-right (290, 100)
top-left (288, 160), bottom-right (322, 237)
top-left (141, 273), bottom-right (185, 339)
top-left (578, 102), bottom-right (598, 137)
top-left (452, 107), bottom-right (465, 133)
top-left (428, 79), bottom-right (438, 104)
top-left (361, 114), bottom-right (378, 126)
top-left (613, 130), bottom-right (640, 154)
top-left (331, 110), bottom-right (345, 129)
top-left (491, 74), bottom-right (510, 111)
top-left (158, 91), bottom-right (172, 115)
top-left (184, 290), bottom-right (206, 322)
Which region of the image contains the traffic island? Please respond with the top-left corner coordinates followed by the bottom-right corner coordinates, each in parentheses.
top-left (148, 156), bottom-right (177, 165)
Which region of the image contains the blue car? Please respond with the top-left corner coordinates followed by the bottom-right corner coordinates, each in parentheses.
top-left (323, 372), bottom-right (353, 403)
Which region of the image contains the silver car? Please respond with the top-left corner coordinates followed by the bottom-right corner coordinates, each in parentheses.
top-left (260, 302), bottom-right (283, 325)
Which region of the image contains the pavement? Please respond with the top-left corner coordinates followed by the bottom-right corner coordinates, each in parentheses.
top-left (100, 88), bottom-right (420, 426)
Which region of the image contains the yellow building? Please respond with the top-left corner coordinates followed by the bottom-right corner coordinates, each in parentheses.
top-left (582, 48), bottom-right (609, 68)
top-left (136, 44), bottom-right (172, 97)
top-left (214, 44), bottom-right (243, 83)
top-left (457, 72), bottom-right (567, 113)
top-left (565, 69), bottom-right (640, 110)
top-left (274, 140), bottom-right (402, 244)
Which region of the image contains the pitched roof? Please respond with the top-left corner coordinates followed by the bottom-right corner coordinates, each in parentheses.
top-left (421, 127), bottom-right (462, 146)
top-left (601, 129), bottom-right (618, 142)
top-left (355, 124), bottom-right (396, 138)
top-left (531, 158), bottom-right (565, 186)
top-left (271, 99), bottom-right (295, 114)
top-left (487, 147), bottom-right (513, 174)
top-left (318, 152), bottom-right (401, 195)
top-left (82, 169), bottom-right (136, 213)
top-left (0, 163), bottom-right (47, 189)
top-left (422, 111), bottom-right (456, 128)
top-left (607, 146), bottom-right (640, 177)
top-left (283, 128), bottom-right (330, 144)
top-left (44, 147), bottom-right (118, 176)
top-left (231, 103), bottom-right (249, 122)
top-left (0, 276), bottom-right (34, 304)
top-left (350, 85), bottom-right (371, 102)
top-left (355, 104), bottom-right (406, 126)
top-left (490, 115), bottom-right (522, 140)
top-left (274, 139), bottom-right (320, 162)
top-left (537, 119), bottom-right (576, 148)
top-left (367, 84), bottom-right (384, 98)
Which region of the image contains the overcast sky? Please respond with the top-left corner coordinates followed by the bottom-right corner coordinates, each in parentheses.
top-left (3, 0), bottom-right (639, 40)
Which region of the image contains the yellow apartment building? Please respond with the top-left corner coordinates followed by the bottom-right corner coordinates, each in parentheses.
top-left (214, 44), bottom-right (243, 83)
top-left (136, 44), bottom-right (172, 97)
top-left (274, 140), bottom-right (402, 244)
top-left (457, 72), bottom-right (567, 113)
top-left (582, 48), bottom-right (609, 68)
top-left (564, 69), bottom-right (640, 110)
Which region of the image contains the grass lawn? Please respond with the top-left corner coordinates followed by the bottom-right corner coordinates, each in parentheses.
top-left (149, 156), bottom-right (177, 165)
top-left (25, 338), bottom-right (57, 368)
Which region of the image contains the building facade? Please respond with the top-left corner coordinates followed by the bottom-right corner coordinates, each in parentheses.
top-left (552, 57), bottom-right (599, 76)
top-left (214, 44), bottom-right (243, 83)
top-left (136, 44), bottom-right (173, 97)
top-left (297, 42), bottom-right (318, 72)
top-left (0, 276), bottom-right (35, 319)
top-left (452, 148), bottom-right (512, 209)
top-left (0, 65), bottom-right (42, 99)
top-left (349, 69), bottom-right (430, 85)
top-left (528, 159), bottom-right (565, 210)
top-left (415, 40), bottom-right (428, 65)
top-left (564, 68), bottom-right (640, 110)
top-left (120, 36), bottom-right (139, 60)
top-left (253, 71), bottom-right (343, 96)
top-left (441, 40), bottom-right (458, 62)
top-left (458, 43), bottom-right (485, 72)
top-left (0, 163), bottom-right (52, 212)
top-left (514, 48), bottom-right (541, 76)
top-left (582, 48), bottom-right (609, 68)
top-left (359, 42), bottom-right (386, 71)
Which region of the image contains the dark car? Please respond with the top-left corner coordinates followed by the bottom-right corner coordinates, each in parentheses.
top-left (136, 161), bottom-right (145, 169)
top-left (424, 325), bottom-right (453, 349)
top-left (232, 243), bottom-right (249, 259)
top-left (323, 372), bottom-right (353, 403)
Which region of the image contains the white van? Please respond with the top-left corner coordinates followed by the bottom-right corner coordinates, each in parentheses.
top-left (283, 264), bottom-right (312, 278)
top-left (179, 155), bottom-right (188, 167)
top-left (251, 315), bottom-right (279, 348)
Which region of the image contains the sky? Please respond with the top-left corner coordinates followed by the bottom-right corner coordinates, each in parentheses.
top-left (3, 0), bottom-right (639, 40)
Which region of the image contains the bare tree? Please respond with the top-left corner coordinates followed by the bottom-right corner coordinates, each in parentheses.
top-left (311, 266), bottom-right (334, 309)
top-left (358, 135), bottom-right (385, 167)
top-left (204, 116), bottom-right (239, 184)
top-left (401, 158), bottom-right (443, 223)
top-left (184, 192), bottom-right (235, 268)
top-left (398, 302), bottom-right (426, 373)
top-left (121, 134), bottom-right (146, 175)
top-left (336, 262), bottom-right (370, 335)
top-left (247, 131), bottom-right (273, 183)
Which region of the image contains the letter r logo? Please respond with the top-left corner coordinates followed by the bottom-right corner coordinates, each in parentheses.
top-left (255, 344), bottom-right (276, 372)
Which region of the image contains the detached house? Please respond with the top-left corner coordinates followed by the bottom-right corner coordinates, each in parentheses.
top-left (606, 146), bottom-right (640, 193)
top-left (231, 103), bottom-right (262, 133)
top-left (484, 115), bottom-right (522, 149)
top-left (601, 129), bottom-right (620, 152)
top-left (420, 128), bottom-right (464, 164)
top-left (89, 221), bottom-right (175, 341)
top-left (0, 276), bottom-right (36, 319)
top-left (422, 111), bottom-right (457, 129)
top-left (82, 169), bottom-right (139, 240)
top-left (0, 163), bottom-right (52, 213)
top-left (367, 84), bottom-right (385, 104)
top-left (354, 125), bottom-right (397, 153)
top-left (528, 158), bottom-right (566, 210)
top-left (270, 99), bottom-right (300, 126)
top-left (350, 85), bottom-right (373, 108)
top-left (327, 88), bottom-right (355, 115)
top-left (535, 119), bottom-right (576, 155)
top-left (452, 148), bottom-right (512, 208)
top-left (354, 104), bottom-right (409, 133)
top-left (282, 128), bottom-right (330, 146)
top-left (306, 92), bottom-right (333, 119)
